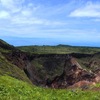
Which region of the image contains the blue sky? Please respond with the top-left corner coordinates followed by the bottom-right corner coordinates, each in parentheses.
top-left (0, 0), bottom-right (100, 46)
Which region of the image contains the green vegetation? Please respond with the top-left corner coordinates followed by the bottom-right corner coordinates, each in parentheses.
top-left (31, 57), bottom-right (64, 81)
top-left (17, 45), bottom-right (100, 54)
top-left (0, 52), bottom-right (31, 84)
top-left (0, 39), bottom-right (9, 45)
top-left (0, 75), bottom-right (100, 100)
top-left (0, 39), bottom-right (15, 53)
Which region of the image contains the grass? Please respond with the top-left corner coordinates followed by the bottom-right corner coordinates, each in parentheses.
top-left (0, 75), bottom-right (100, 100)
top-left (17, 45), bottom-right (100, 54)
top-left (0, 39), bottom-right (15, 53)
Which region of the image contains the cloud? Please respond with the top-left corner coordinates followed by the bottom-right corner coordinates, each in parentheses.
top-left (0, 0), bottom-right (14, 8)
top-left (0, 0), bottom-right (66, 26)
top-left (0, 10), bottom-right (10, 19)
top-left (0, 0), bottom-right (100, 46)
top-left (0, 1), bottom-right (39, 24)
top-left (11, 17), bottom-right (44, 25)
top-left (0, 0), bottom-right (24, 13)
top-left (69, 1), bottom-right (100, 17)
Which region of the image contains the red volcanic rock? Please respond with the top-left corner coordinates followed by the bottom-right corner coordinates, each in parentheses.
top-left (93, 71), bottom-right (100, 83)
top-left (46, 56), bottom-right (97, 89)
top-left (68, 80), bottom-right (96, 89)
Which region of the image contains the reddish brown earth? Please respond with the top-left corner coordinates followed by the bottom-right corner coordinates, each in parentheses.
top-left (46, 56), bottom-right (100, 89)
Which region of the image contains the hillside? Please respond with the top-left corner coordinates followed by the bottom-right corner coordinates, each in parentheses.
top-left (16, 44), bottom-right (100, 88)
top-left (0, 75), bottom-right (100, 100)
top-left (0, 39), bottom-right (100, 87)
top-left (0, 39), bottom-right (15, 53)
top-left (17, 45), bottom-right (100, 54)
top-left (0, 39), bottom-right (45, 86)
top-left (0, 39), bottom-right (100, 99)
top-left (0, 39), bottom-right (31, 83)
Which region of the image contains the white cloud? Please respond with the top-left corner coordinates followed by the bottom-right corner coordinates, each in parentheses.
top-left (0, 11), bottom-right (10, 19)
top-left (0, 0), bottom-right (24, 13)
top-left (11, 17), bottom-right (44, 25)
top-left (0, 0), bottom-right (42, 25)
top-left (21, 10), bottom-right (32, 17)
top-left (0, 0), bottom-right (68, 26)
top-left (69, 1), bottom-right (100, 17)
top-left (0, 0), bottom-right (99, 42)
top-left (0, 0), bottom-right (14, 7)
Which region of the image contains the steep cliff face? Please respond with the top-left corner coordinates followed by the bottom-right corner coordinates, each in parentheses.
top-left (2, 50), bottom-right (41, 85)
top-left (0, 41), bottom-right (31, 84)
top-left (45, 56), bottom-right (96, 88)
top-left (0, 39), bottom-right (33, 84)
top-left (0, 39), bottom-right (100, 88)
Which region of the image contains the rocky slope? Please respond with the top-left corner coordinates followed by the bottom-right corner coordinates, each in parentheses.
top-left (46, 56), bottom-right (97, 88)
top-left (0, 39), bottom-right (100, 88)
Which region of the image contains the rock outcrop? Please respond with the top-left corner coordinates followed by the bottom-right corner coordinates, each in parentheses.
top-left (46, 56), bottom-right (97, 89)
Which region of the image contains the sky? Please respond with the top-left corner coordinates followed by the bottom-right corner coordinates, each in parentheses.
top-left (0, 0), bottom-right (100, 46)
